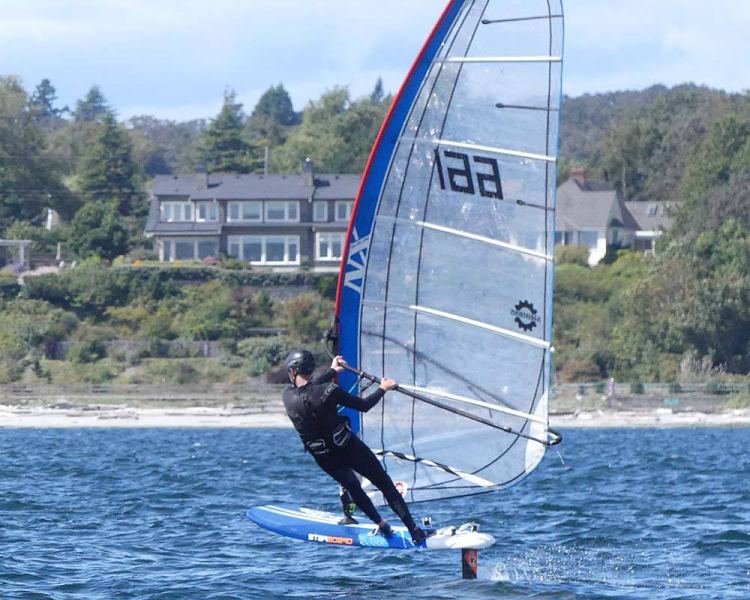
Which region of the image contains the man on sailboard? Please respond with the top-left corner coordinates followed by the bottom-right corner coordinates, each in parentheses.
top-left (282, 349), bottom-right (431, 545)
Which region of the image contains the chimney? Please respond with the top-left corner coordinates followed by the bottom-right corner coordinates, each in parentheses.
top-left (195, 163), bottom-right (208, 189)
top-left (303, 157), bottom-right (315, 187)
top-left (570, 166), bottom-right (586, 187)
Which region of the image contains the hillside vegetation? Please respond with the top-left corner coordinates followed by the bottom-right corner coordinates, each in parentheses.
top-left (0, 77), bottom-right (748, 385)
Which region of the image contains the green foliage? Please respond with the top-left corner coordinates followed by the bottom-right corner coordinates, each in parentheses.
top-left (126, 115), bottom-right (205, 175)
top-left (0, 298), bottom-right (75, 382)
top-left (271, 87), bottom-right (389, 173)
top-left (0, 76), bottom-right (75, 228)
top-left (277, 292), bottom-right (333, 344)
top-left (198, 90), bottom-right (261, 173)
top-left (236, 336), bottom-right (291, 376)
top-left (0, 272), bottom-right (20, 299)
top-left (76, 112), bottom-right (145, 215)
top-left (68, 200), bottom-right (130, 261)
top-left (247, 84), bottom-right (299, 149)
top-left (73, 85), bottom-right (111, 123)
top-left (555, 244), bottom-right (590, 267)
top-left (675, 114), bottom-right (750, 235)
top-left (67, 324), bottom-right (112, 364)
top-left (315, 274), bottom-right (338, 301)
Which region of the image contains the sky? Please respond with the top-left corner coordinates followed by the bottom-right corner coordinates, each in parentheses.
top-left (1, 0), bottom-right (748, 122)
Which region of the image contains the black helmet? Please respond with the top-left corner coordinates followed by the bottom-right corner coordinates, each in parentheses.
top-left (284, 349), bottom-right (315, 375)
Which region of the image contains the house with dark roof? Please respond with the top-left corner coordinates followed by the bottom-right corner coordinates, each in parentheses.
top-left (622, 200), bottom-right (677, 255)
top-left (555, 168), bottom-right (633, 265)
top-left (144, 161), bottom-right (359, 271)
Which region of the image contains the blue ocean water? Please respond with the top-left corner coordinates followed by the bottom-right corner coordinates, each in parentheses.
top-left (1, 427), bottom-right (748, 600)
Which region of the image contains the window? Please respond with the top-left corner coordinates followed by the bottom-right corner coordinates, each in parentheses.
top-left (162, 240), bottom-right (171, 262)
top-left (197, 240), bottom-right (218, 259)
top-left (227, 235), bottom-right (300, 265)
top-left (160, 202), bottom-right (193, 222)
top-left (554, 231), bottom-right (574, 245)
top-left (175, 240), bottom-right (196, 260)
top-left (647, 204), bottom-right (658, 216)
top-left (227, 201), bottom-right (261, 222)
top-left (195, 202), bottom-right (218, 222)
top-left (265, 201), bottom-right (299, 222)
top-left (334, 201), bottom-right (353, 222)
top-left (313, 202), bottom-right (328, 222)
top-left (578, 231), bottom-right (599, 249)
top-left (160, 238), bottom-right (219, 262)
top-left (316, 232), bottom-right (345, 260)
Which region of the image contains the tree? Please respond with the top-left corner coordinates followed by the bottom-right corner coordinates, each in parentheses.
top-left (246, 84), bottom-right (299, 151)
top-left (67, 200), bottom-right (130, 261)
top-left (0, 76), bottom-right (75, 228)
top-left (674, 114), bottom-right (750, 236)
top-left (370, 77), bottom-right (385, 104)
top-left (73, 85), bottom-right (111, 123)
top-left (29, 78), bottom-right (66, 125)
top-left (127, 115), bottom-right (206, 175)
top-left (272, 87), bottom-right (388, 173)
top-left (198, 90), bottom-right (261, 173)
top-left (77, 113), bottom-right (144, 215)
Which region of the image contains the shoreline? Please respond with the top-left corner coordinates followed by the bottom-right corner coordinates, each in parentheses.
top-left (1, 404), bottom-right (749, 429)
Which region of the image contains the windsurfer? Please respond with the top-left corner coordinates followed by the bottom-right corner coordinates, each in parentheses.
top-left (282, 349), bottom-right (431, 545)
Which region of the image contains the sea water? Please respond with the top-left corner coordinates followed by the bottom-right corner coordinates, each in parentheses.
top-left (0, 427), bottom-right (748, 599)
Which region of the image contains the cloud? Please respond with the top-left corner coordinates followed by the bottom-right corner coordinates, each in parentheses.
top-left (1, 0), bottom-right (748, 119)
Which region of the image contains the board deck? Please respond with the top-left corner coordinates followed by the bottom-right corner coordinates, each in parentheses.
top-left (247, 504), bottom-right (495, 551)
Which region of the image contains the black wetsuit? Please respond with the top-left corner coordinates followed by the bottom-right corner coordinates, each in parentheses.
top-left (282, 369), bottom-right (418, 532)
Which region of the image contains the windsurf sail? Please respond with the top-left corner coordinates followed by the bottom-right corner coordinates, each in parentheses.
top-left (333, 0), bottom-right (564, 504)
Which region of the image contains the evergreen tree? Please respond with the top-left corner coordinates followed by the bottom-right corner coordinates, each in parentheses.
top-left (77, 113), bottom-right (144, 215)
top-left (198, 90), bottom-right (261, 173)
top-left (246, 84), bottom-right (298, 151)
top-left (370, 77), bottom-right (384, 104)
top-left (0, 76), bottom-right (75, 229)
top-left (67, 200), bottom-right (130, 261)
top-left (73, 85), bottom-right (111, 123)
top-left (29, 78), bottom-right (66, 122)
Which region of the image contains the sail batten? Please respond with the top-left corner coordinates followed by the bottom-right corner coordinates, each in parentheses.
top-left (400, 136), bottom-right (557, 162)
top-left (335, 0), bottom-right (564, 505)
top-left (442, 55), bottom-right (562, 63)
top-left (374, 216), bottom-right (553, 260)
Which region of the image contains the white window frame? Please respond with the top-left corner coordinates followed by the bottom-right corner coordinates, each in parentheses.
top-left (313, 202), bottom-right (328, 222)
top-left (315, 232), bottom-right (345, 261)
top-left (265, 201), bottom-right (300, 223)
top-left (195, 201), bottom-right (218, 222)
top-left (160, 238), bottom-right (219, 262)
top-left (227, 235), bottom-right (300, 266)
top-left (227, 201), bottom-right (262, 223)
top-left (334, 200), bottom-right (353, 223)
top-left (160, 201), bottom-right (193, 222)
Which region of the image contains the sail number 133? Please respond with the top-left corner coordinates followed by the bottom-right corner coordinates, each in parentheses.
top-left (434, 148), bottom-right (504, 200)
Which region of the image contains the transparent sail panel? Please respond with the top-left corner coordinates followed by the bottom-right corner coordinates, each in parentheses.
top-left (343, 0), bottom-right (563, 504)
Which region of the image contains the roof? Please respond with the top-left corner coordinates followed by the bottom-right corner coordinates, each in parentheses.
top-left (623, 201), bottom-right (677, 231)
top-left (151, 173), bottom-right (360, 201)
top-left (556, 178), bottom-right (620, 230)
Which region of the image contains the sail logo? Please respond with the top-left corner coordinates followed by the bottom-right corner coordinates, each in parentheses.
top-left (511, 300), bottom-right (541, 332)
top-left (344, 227), bottom-right (370, 295)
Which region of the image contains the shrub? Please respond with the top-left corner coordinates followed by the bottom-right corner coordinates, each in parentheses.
top-left (630, 380), bottom-right (645, 394)
top-left (236, 337), bottom-right (291, 376)
top-left (0, 272), bottom-right (20, 299)
top-left (277, 292), bottom-right (333, 344)
top-left (555, 244), bottom-right (590, 267)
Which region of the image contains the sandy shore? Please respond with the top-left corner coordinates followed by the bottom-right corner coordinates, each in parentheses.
top-left (1, 403), bottom-right (749, 429)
